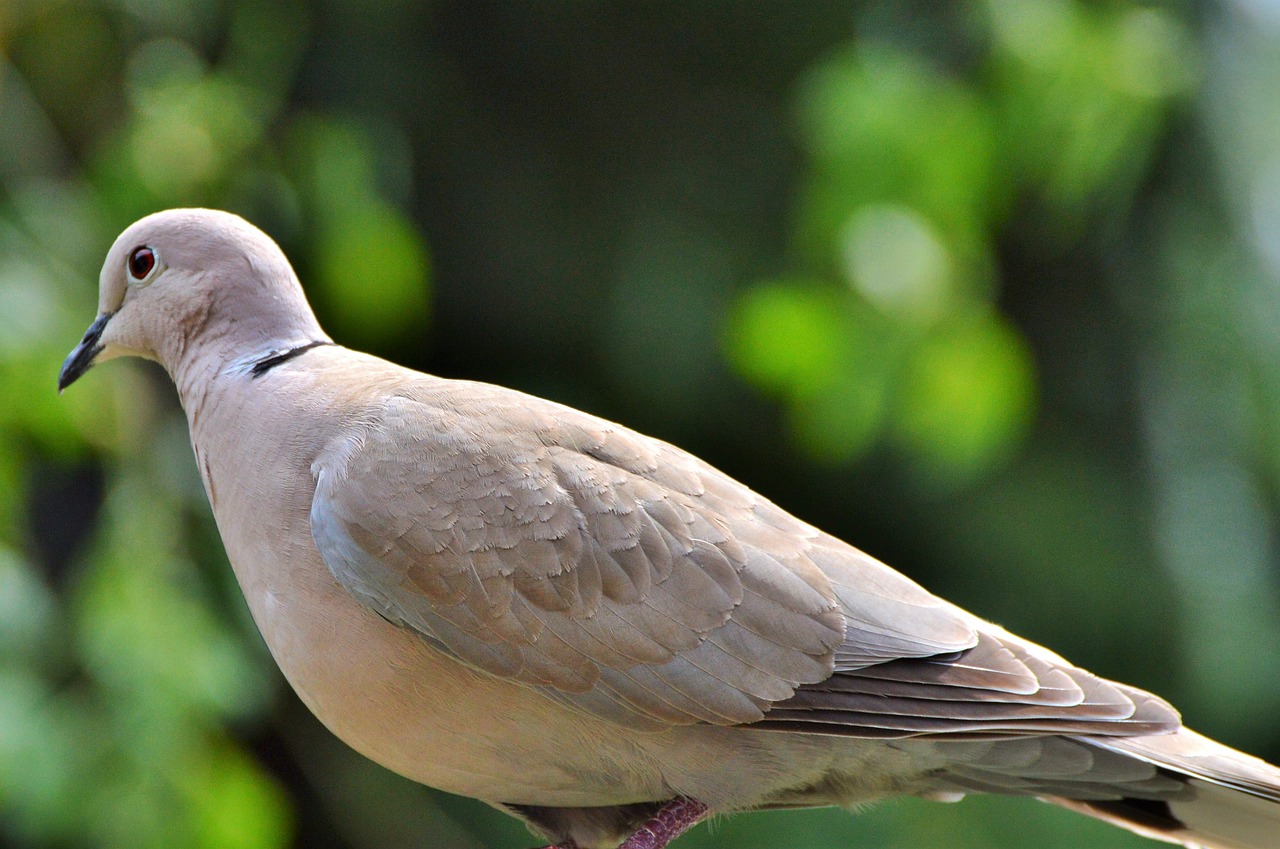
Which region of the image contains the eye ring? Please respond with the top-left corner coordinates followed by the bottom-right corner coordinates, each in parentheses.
top-left (128, 246), bottom-right (157, 282)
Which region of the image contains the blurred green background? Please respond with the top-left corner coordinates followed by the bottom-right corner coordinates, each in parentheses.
top-left (3, 1), bottom-right (1280, 847)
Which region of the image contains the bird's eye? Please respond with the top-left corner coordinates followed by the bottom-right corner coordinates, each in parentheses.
top-left (128, 246), bottom-right (156, 281)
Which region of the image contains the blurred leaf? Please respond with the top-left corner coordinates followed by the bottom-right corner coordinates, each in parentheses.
top-left (0, 672), bottom-right (95, 845)
top-left (725, 281), bottom-right (852, 398)
top-left (183, 742), bottom-right (292, 849)
top-left (0, 546), bottom-right (58, 659)
top-left (893, 312), bottom-right (1035, 483)
top-left (313, 201), bottom-right (431, 343)
top-left (794, 44), bottom-right (1000, 274)
top-left (840, 203), bottom-right (954, 323)
top-left (985, 0), bottom-right (1195, 226)
top-left (1, 349), bottom-right (137, 457)
top-left (74, 477), bottom-right (272, 723)
top-left (291, 117), bottom-right (431, 344)
top-left (129, 74), bottom-right (263, 200)
top-left (0, 442), bottom-right (19, 535)
top-left (789, 366), bottom-right (890, 463)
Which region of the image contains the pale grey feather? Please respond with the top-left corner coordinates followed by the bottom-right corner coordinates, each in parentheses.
top-left (65, 208), bottom-right (1280, 849)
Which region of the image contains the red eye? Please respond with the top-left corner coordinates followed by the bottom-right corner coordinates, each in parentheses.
top-left (129, 246), bottom-right (156, 280)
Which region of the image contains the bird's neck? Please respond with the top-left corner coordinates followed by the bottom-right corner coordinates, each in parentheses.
top-left (160, 288), bottom-right (329, 406)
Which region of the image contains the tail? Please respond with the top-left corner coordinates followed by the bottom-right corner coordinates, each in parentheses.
top-left (1050, 729), bottom-right (1280, 849)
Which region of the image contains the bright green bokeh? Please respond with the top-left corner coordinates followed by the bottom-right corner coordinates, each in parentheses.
top-left (2, 2), bottom-right (1277, 849)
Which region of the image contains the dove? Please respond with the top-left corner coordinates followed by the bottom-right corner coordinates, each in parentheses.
top-left (59, 208), bottom-right (1280, 849)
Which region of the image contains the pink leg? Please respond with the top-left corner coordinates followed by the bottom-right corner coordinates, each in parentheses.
top-left (540, 797), bottom-right (710, 849)
top-left (618, 798), bottom-right (710, 849)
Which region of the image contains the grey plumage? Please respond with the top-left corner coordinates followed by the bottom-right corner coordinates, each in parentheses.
top-left (59, 208), bottom-right (1280, 849)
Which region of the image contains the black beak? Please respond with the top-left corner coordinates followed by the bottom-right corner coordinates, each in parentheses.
top-left (58, 312), bottom-right (112, 393)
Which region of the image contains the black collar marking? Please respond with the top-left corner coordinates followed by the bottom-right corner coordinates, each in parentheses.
top-left (250, 340), bottom-right (333, 378)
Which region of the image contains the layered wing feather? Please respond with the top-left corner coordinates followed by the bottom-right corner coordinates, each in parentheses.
top-left (309, 375), bottom-right (1179, 738)
top-left (755, 630), bottom-right (1178, 738)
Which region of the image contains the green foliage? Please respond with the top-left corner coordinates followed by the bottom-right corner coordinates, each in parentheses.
top-left (0, 1), bottom-right (426, 846)
top-left (986, 0), bottom-right (1196, 221)
top-left (292, 117), bottom-right (431, 345)
top-left (728, 283), bottom-right (856, 397)
top-left (2, 2), bottom-right (1279, 849)
top-left (793, 46), bottom-right (1000, 276)
top-left (894, 310), bottom-right (1034, 478)
top-left (728, 1), bottom-right (1196, 486)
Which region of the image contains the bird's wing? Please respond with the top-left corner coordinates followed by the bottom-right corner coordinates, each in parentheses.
top-left (756, 627), bottom-right (1180, 738)
top-left (309, 377), bottom-right (1177, 736)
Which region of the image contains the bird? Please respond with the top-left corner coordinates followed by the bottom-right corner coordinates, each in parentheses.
top-left (58, 207), bottom-right (1280, 849)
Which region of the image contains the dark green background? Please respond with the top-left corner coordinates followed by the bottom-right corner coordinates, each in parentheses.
top-left (3, 1), bottom-right (1279, 847)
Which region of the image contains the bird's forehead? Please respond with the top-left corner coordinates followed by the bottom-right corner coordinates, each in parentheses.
top-left (93, 209), bottom-right (293, 317)
top-left (95, 212), bottom-right (202, 309)
top-left (112, 212), bottom-right (208, 260)
top-left (101, 211), bottom-right (263, 282)
top-left (102, 214), bottom-right (177, 277)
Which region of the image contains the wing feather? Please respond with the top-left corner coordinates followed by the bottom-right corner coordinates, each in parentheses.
top-left (309, 378), bottom-right (1180, 739)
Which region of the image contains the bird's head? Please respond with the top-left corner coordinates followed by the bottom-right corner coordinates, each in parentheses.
top-left (58, 208), bottom-right (325, 391)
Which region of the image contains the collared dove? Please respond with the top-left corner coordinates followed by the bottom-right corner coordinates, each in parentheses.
top-left (59, 208), bottom-right (1280, 849)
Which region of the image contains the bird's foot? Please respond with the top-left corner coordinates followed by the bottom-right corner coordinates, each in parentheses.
top-left (538, 797), bottom-right (710, 849)
top-left (616, 797), bottom-right (708, 849)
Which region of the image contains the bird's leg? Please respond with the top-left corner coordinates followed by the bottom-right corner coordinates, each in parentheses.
top-left (540, 797), bottom-right (710, 849)
top-left (616, 798), bottom-right (710, 849)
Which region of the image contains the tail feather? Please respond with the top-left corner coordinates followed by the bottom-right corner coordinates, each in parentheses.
top-left (1051, 729), bottom-right (1280, 849)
